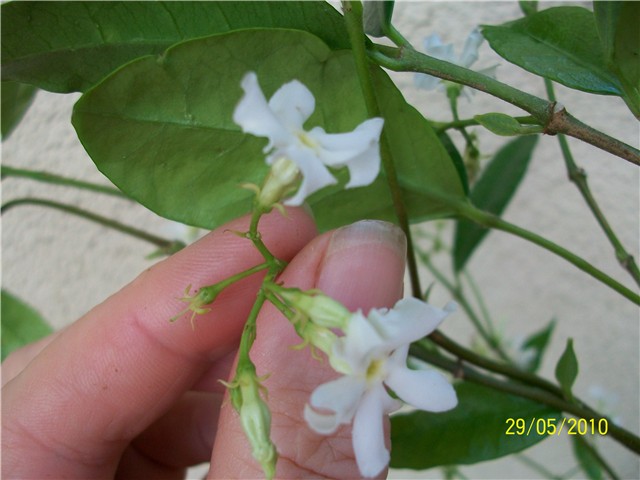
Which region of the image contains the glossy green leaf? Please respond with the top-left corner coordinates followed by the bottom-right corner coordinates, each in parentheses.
top-left (1, 290), bottom-right (52, 361)
top-left (1, 81), bottom-right (37, 139)
top-left (593, 2), bottom-right (640, 118)
top-left (555, 338), bottom-right (579, 400)
top-left (363, 0), bottom-right (395, 37)
top-left (390, 382), bottom-right (561, 469)
top-left (73, 29), bottom-right (465, 232)
top-left (1, 1), bottom-right (349, 93)
top-left (521, 318), bottom-right (556, 373)
top-left (571, 436), bottom-right (603, 480)
top-left (453, 135), bottom-right (538, 271)
top-left (474, 112), bottom-right (543, 136)
top-left (482, 7), bottom-right (623, 96)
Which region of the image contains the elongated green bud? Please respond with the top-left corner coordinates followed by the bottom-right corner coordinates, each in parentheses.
top-left (281, 290), bottom-right (351, 329)
top-left (228, 368), bottom-right (278, 480)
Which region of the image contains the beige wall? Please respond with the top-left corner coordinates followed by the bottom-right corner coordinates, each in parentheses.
top-left (2, 1), bottom-right (638, 478)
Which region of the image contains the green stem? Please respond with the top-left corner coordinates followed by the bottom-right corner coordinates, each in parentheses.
top-left (1, 165), bottom-right (128, 199)
top-left (514, 454), bottom-right (563, 480)
top-left (454, 200), bottom-right (640, 305)
top-left (369, 45), bottom-right (640, 165)
top-left (418, 248), bottom-right (512, 362)
top-left (573, 435), bottom-right (621, 480)
top-left (410, 342), bottom-right (640, 455)
top-left (432, 115), bottom-right (539, 132)
top-left (545, 80), bottom-right (640, 286)
top-left (343, 0), bottom-right (422, 299)
top-left (447, 89), bottom-right (477, 155)
top-left (462, 271), bottom-right (496, 337)
top-left (385, 24), bottom-right (411, 49)
top-left (216, 263), bottom-right (270, 291)
top-left (429, 329), bottom-right (563, 396)
top-left (1, 197), bottom-right (182, 253)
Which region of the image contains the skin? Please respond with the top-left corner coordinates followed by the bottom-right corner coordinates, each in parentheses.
top-left (2, 208), bottom-right (406, 479)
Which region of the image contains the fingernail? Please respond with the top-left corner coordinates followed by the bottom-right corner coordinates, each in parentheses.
top-left (317, 220), bottom-right (406, 311)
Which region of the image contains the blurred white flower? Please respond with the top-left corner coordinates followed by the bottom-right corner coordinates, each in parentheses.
top-left (233, 72), bottom-right (384, 206)
top-left (304, 298), bottom-right (458, 477)
top-left (414, 28), bottom-right (497, 95)
top-left (163, 220), bottom-right (203, 244)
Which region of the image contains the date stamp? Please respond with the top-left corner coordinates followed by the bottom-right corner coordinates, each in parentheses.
top-left (505, 417), bottom-right (609, 436)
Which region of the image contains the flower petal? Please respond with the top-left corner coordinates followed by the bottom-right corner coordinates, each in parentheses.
top-left (233, 72), bottom-right (292, 151)
top-left (333, 310), bottom-right (386, 374)
top-left (459, 28), bottom-right (484, 68)
top-left (367, 298), bottom-right (456, 350)
top-left (422, 34), bottom-right (456, 63)
top-left (279, 146), bottom-right (337, 206)
top-left (386, 366), bottom-right (458, 412)
top-left (304, 404), bottom-right (341, 435)
top-left (312, 118), bottom-right (384, 163)
top-left (352, 385), bottom-right (390, 478)
top-left (308, 375), bottom-right (366, 429)
top-left (268, 79), bottom-right (315, 131)
top-left (413, 72), bottom-right (442, 91)
top-left (314, 118), bottom-right (384, 188)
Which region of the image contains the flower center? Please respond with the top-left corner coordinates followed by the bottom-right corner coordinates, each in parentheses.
top-left (365, 358), bottom-right (386, 384)
top-left (297, 131), bottom-right (319, 150)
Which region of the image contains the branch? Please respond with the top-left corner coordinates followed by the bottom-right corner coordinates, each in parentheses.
top-left (410, 342), bottom-right (640, 455)
top-left (2, 198), bottom-right (183, 254)
top-left (544, 80), bottom-right (640, 286)
top-left (1, 165), bottom-right (128, 199)
top-left (369, 45), bottom-right (640, 166)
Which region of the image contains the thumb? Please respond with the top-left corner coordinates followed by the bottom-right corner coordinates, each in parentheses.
top-left (209, 220), bottom-right (406, 479)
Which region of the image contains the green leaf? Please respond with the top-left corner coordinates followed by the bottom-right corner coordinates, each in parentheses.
top-left (437, 131), bottom-right (469, 196)
top-left (73, 29), bottom-right (465, 232)
top-left (1, 1), bottom-right (349, 93)
top-left (390, 382), bottom-right (561, 469)
top-left (309, 67), bottom-right (466, 230)
top-left (1, 81), bottom-right (37, 139)
top-left (521, 319), bottom-right (556, 373)
top-left (593, 2), bottom-right (640, 118)
top-left (555, 338), bottom-right (579, 400)
top-left (482, 7), bottom-right (623, 96)
top-left (474, 112), bottom-right (544, 136)
top-left (453, 135), bottom-right (538, 271)
top-left (363, 0), bottom-right (395, 37)
top-left (571, 436), bottom-right (603, 480)
top-left (1, 290), bottom-right (52, 361)
top-left (519, 1), bottom-right (538, 17)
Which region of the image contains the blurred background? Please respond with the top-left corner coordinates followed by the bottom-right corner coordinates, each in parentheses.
top-left (2, 1), bottom-right (638, 478)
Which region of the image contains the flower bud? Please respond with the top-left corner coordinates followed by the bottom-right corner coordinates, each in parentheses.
top-left (281, 290), bottom-right (351, 329)
top-left (230, 369), bottom-right (278, 480)
top-left (258, 157), bottom-right (300, 209)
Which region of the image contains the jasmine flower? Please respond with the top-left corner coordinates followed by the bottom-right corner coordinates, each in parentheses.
top-left (233, 72), bottom-right (384, 206)
top-left (304, 297), bottom-right (458, 477)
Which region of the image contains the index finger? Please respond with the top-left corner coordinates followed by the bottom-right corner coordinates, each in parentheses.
top-left (2, 208), bottom-right (316, 479)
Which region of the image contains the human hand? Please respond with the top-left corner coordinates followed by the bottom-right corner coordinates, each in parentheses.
top-left (2, 208), bottom-right (406, 479)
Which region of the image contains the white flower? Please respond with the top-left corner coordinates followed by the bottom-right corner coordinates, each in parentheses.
top-left (303, 298), bottom-right (458, 477)
top-left (414, 28), bottom-right (497, 94)
top-left (233, 72), bottom-right (384, 206)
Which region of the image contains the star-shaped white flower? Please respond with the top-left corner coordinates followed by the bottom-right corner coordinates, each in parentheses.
top-left (414, 28), bottom-right (497, 94)
top-left (233, 72), bottom-right (384, 206)
top-left (303, 297), bottom-right (458, 478)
